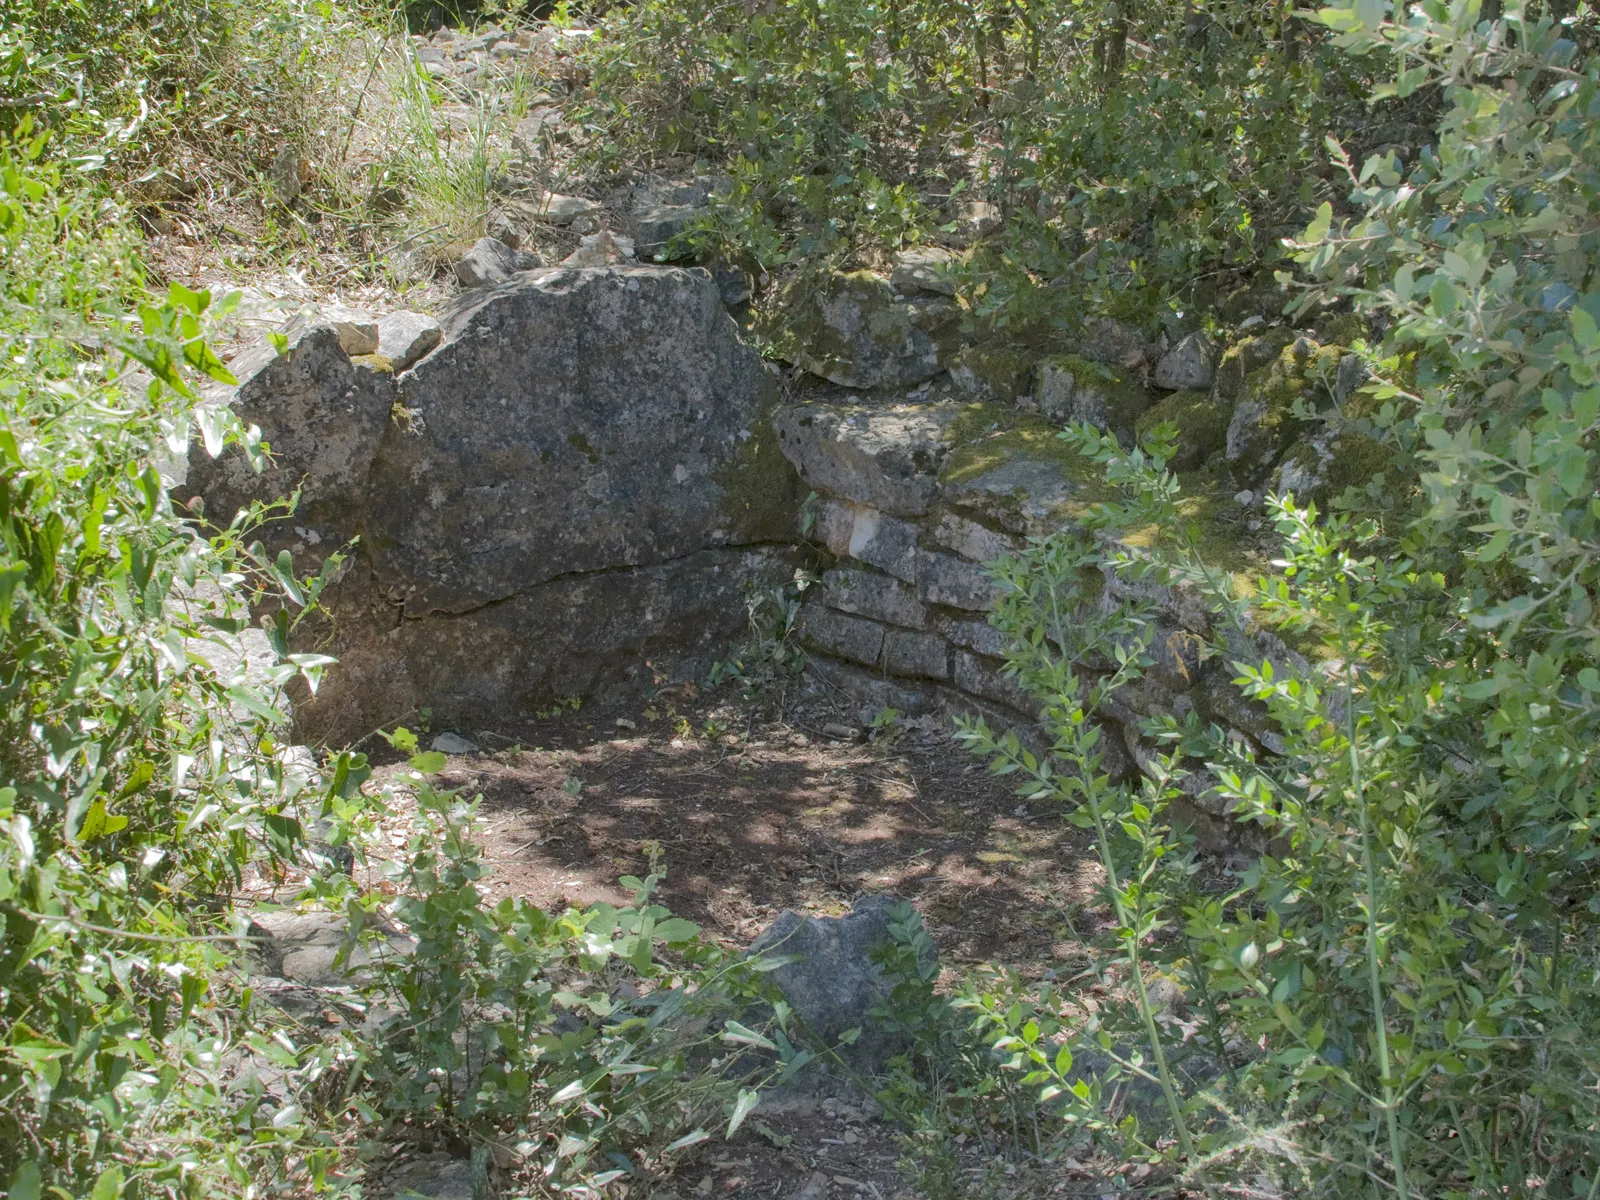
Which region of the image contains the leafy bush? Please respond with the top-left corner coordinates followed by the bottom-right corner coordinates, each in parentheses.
top-left (953, 3), bottom-right (1600, 1194)
top-left (0, 130), bottom-right (348, 1195)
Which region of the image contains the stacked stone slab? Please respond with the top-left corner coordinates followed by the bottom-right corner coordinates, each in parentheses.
top-left (774, 398), bottom-right (1308, 851)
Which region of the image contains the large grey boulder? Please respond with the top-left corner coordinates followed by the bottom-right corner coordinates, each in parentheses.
top-left (748, 896), bottom-right (936, 1073)
top-left (186, 267), bottom-right (806, 742)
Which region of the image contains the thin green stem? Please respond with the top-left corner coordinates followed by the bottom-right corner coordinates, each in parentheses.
top-left (1345, 641), bottom-right (1408, 1199)
top-left (1081, 776), bottom-right (1203, 1175)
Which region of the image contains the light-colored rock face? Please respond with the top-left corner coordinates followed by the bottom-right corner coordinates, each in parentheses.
top-left (1154, 330), bottom-right (1218, 391)
top-left (454, 236), bottom-right (541, 287)
top-left (186, 267), bottom-right (805, 742)
top-left (376, 310), bottom-right (443, 371)
top-left (1036, 354), bottom-right (1151, 443)
top-left (773, 403), bottom-right (962, 516)
top-left (890, 247), bottom-right (959, 295)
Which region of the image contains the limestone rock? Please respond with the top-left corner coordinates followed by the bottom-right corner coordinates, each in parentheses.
top-left (948, 343), bottom-right (1034, 403)
top-left (748, 896), bottom-right (936, 1071)
top-left (631, 204), bottom-right (700, 260)
top-left (1036, 355), bottom-right (1152, 443)
top-left (291, 304), bottom-right (378, 357)
top-left (431, 731), bottom-right (478, 755)
top-left (250, 910), bottom-right (415, 988)
top-left (184, 321), bottom-right (393, 534)
top-left (1134, 388), bottom-right (1230, 472)
top-left (537, 193), bottom-right (600, 224)
top-left (560, 230), bottom-right (635, 267)
top-left (1154, 330), bottom-right (1218, 391)
top-left (916, 549), bottom-right (999, 611)
top-left (377, 311), bottom-right (443, 372)
top-left (939, 199), bottom-right (1002, 246)
top-left (454, 237), bottom-right (540, 288)
top-left (774, 402), bottom-right (960, 516)
top-left (188, 267), bottom-right (805, 743)
top-left (814, 500), bottom-right (921, 581)
top-left (1224, 337), bottom-right (1343, 483)
top-left (1075, 316), bottom-right (1152, 371)
top-left (883, 628), bottom-right (950, 680)
top-left (890, 247), bottom-right (958, 295)
top-left (758, 271), bottom-right (960, 389)
top-left (821, 566), bottom-right (927, 629)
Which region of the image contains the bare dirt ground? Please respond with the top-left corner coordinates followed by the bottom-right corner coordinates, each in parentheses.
top-left (353, 671), bottom-right (1126, 1200)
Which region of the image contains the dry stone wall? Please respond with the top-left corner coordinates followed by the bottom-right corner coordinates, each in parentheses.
top-left (774, 392), bottom-right (1319, 851)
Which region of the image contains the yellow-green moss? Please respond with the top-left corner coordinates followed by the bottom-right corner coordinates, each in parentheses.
top-left (1136, 388), bottom-right (1230, 469)
top-left (713, 408), bottom-right (806, 539)
top-left (950, 343), bottom-right (1035, 402)
top-left (1213, 327), bottom-right (1296, 400)
top-left (351, 353), bottom-right (395, 373)
top-left (1314, 311), bottom-right (1366, 347)
top-left (1228, 340), bottom-right (1344, 470)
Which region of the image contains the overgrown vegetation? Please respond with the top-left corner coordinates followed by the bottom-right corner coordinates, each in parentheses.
top-left (4, 0), bottom-right (1600, 1192)
top-left (947, 4), bottom-right (1600, 1195)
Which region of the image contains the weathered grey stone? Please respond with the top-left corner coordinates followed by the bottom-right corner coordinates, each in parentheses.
top-left (938, 199), bottom-right (1002, 247)
top-left (632, 174), bottom-right (726, 208)
top-left (250, 910), bottom-right (415, 988)
top-left (184, 324), bottom-right (393, 535)
top-left (1335, 351), bottom-right (1368, 404)
top-left (815, 500), bottom-right (921, 582)
top-left (938, 616), bottom-right (1008, 659)
top-left (932, 513), bottom-right (1020, 564)
top-left (559, 230), bottom-right (634, 267)
top-left (1076, 316), bottom-right (1151, 370)
top-left (890, 247), bottom-right (958, 295)
top-left (917, 550), bottom-right (1000, 611)
top-left (807, 655), bottom-right (937, 719)
top-left (757, 272), bottom-right (960, 389)
top-left (942, 453), bottom-right (1095, 535)
top-left (799, 605), bottom-right (887, 667)
top-left (748, 896), bottom-right (936, 1071)
top-left (454, 236), bottom-right (539, 288)
top-left (775, 403), bottom-right (959, 517)
top-left (952, 650), bottom-right (1037, 715)
top-left (883, 629), bottom-right (949, 680)
top-left (431, 731), bottom-right (478, 755)
top-left (377, 310), bottom-right (443, 372)
top-left (631, 204), bottom-right (700, 259)
top-left (1037, 355), bottom-right (1151, 443)
top-left (821, 566), bottom-right (927, 628)
top-left (538, 193), bottom-right (600, 224)
top-left (385, 1156), bottom-right (475, 1200)
top-left (190, 267), bottom-right (804, 742)
top-left (512, 109), bottom-right (560, 156)
top-left (1154, 330), bottom-right (1218, 391)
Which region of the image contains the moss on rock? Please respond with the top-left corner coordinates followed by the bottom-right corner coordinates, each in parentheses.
top-left (1224, 339), bottom-right (1344, 482)
top-left (1212, 327), bottom-right (1296, 400)
top-left (1036, 353), bottom-right (1151, 443)
top-left (949, 342), bottom-right (1035, 402)
top-left (1135, 388), bottom-right (1230, 470)
top-left (754, 269), bottom-right (960, 389)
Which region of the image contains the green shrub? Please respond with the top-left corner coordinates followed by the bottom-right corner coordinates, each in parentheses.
top-left (0, 130), bottom-right (350, 1195)
top-left (950, 3), bottom-right (1600, 1193)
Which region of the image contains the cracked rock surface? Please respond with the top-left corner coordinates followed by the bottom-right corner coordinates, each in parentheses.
top-left (185, 266), bottom-right (806, 742)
